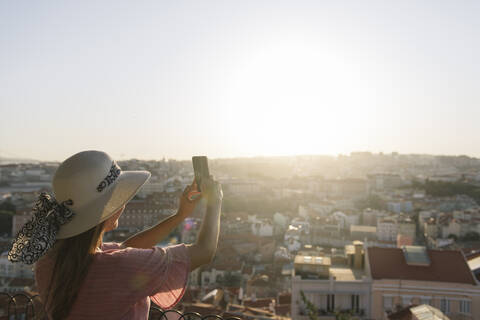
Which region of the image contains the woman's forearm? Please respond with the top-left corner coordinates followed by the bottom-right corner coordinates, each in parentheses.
top-left (196, 202), bottom-right (221, 254)
top-left (187, 200), bottom-right (222, 270)
top-left (121, 211), bottom-right (184, 249)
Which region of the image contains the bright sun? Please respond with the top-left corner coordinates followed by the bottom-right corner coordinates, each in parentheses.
top-left (223, 41), bottom-right (379, 156)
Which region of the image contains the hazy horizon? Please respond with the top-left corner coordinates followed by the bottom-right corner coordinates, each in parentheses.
top-left (2, 150), bottom-right (480, 164)
top-left (1, 1), bottom-right (479, 162)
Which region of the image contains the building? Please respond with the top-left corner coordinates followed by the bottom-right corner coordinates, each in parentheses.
top-left (136, 182), bottom-right (165, 197)
top-left (250, 218), bottom-right (274, 237)
top-left (387, 304), bottom-right (450, 320)
top-left (367, 173), bottom-right (404, 192)
top-left (423, 218), bottom-right (439, 239)
top-left (291, 242), bottom-right (371, 319)
top-left (397, 218), bottom-right (416, 243)
top-left (350, 225), bottom-right (377, 241)
top-left (0, 251), bottom-right (34, 280)
top-left (223, 179), bottom-right (261, 195)
top-left (366, 246), bottom-right (479, 320)
top-left (362, 208), bottom-right (388, 226)
top-left (324, 179), bottom-right (367, 198)
top-left (387, 201), bottom-right (413, 213)
top-left (293, 254), bottom-right (331, 280)
top-left (12, 208), bottom-right (32, 237)
top-left (377, 219), bottom-right (398, 242)
top-left (118, 198), bottom-right (177, 231)
top-left (200, 266), bottom-right (242, 289)
top-left (418, 211), bottom-right (436, 233)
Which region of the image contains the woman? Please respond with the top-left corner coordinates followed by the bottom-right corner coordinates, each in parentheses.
top-left (8, 150), bottom-right (223, 319)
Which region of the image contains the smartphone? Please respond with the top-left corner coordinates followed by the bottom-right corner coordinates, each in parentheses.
top-left (192, 156), bottom-right (210, 192)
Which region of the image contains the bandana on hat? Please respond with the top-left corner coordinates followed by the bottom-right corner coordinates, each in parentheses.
top-left (8, 192), bottom-right (75, 265)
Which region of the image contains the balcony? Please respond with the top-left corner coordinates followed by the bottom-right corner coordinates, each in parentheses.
top-left (0, 292), bottom-right (242, 320)
top-left (299, 308), bottom-right (366, 319)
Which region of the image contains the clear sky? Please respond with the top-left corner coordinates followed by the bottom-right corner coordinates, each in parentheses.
top-left (1, 1), bottom-right (479, 161)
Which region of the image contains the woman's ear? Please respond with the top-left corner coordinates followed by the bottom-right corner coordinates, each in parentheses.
top-left (103, 205), bottom-right (125, 232)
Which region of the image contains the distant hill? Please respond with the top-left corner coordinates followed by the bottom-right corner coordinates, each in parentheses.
top-left (0, 156), bottom-right (40, 165)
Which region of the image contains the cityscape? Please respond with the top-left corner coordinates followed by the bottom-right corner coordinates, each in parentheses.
top-left (2, 151), bottom-right (480, 319)
top-left (2, 1), bottom-right (479, 319)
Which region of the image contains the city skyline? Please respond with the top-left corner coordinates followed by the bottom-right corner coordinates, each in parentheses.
top-left (1, 1), bottom-right (479, 162)
top-left (2, 150), bottom-right (480, 164)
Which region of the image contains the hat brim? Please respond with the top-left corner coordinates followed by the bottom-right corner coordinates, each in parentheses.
top-left (57, 170), bottom-right (151, 239)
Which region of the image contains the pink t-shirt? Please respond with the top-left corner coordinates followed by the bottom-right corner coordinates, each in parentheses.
top-left (34, 242), bottom-right (190, 319)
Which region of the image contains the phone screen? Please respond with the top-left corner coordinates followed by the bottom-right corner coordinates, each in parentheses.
top-left (192, 156), bottom-right (209, 192)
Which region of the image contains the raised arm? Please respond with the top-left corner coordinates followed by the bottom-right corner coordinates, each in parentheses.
top-left (186, 176), bottom-right (223, 270)
top-left (121, 181), bottom-right (202, 249)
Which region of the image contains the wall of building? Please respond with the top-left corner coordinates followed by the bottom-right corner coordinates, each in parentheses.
top-left (291, 276), bottom-right (372, 320)
top-left (371, 279), bottom-right (480, 320)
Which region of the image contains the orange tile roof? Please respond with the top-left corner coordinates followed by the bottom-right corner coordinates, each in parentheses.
top-left (275, 304), bottom-right (291, 316)
top-left (277, 293), bottom-right (291, 305)
top-left (243, 298), bottom-right (274, 309)
top-left (367, 247), bottom-right (476, 285)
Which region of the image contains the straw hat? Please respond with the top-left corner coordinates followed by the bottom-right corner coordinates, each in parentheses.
top-left (53, 150), bottom-right (150, 239)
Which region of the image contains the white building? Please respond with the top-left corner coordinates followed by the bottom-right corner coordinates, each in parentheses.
top-left (291, 243), bottom-right (372, 319)
top-left (376, 219), bottom-right (398, 242)
top-left (397, 218), bottom-right (416, 241)
top-left (0, 252), bottom-right (34, 279)
top-left (251, 220), bottom-right (274, 237)
top-left (418, 211), bottom-right (435, 232)
top-left (273, 212), bottom-right (288, 228)
top-left (136, 182), bottom-right (165, 197)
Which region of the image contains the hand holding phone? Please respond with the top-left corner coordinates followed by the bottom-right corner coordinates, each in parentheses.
top-left (192, 156), bottom-right (210, 193)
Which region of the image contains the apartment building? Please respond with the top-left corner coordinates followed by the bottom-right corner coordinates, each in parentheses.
top-left (366, 246), bottom-right (479, 320)
top-left (118, 199), bottom-right (176, 230)
top-left (377, 219), bottom-right (398, 242)
top-left (291, 241), bottom-right (372, 319)
top-left (397, 218), bottom-right (416, 243)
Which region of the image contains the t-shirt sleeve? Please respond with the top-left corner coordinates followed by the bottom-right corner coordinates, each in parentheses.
top-left (149, 244), bottom-right (190, 309)
top-left (101, 242), bottom-right (124, 251)
top-left (105, 243), bottom-right (190, 310)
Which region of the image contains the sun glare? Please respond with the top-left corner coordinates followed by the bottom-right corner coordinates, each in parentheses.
top-left (224, 41), bottom-right (378, 156)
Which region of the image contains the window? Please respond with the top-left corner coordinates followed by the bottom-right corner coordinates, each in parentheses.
top-left (327, 294), bottom-right (335, 312)
top-left (402, 296), bottom-right (411, 306)
top-left (420, 297), bottom-right (431, 306)
top-left (440, 298), bottom-right (450, 313)
top-left (460, 300), bottom-right (471, 314)
top-left (351, 294), bottom-right (360, 313)
top-left (383, 297), bottom-right (393, 310)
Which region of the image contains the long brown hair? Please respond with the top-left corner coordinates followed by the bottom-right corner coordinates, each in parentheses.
top-left (44, 221), bottom-right (105, 319)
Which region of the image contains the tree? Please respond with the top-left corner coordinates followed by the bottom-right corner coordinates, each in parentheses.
top-left (218, 271), bottom-right (242, 287)
top-left (0, 210), bottom-right (13, 237)
top-left (300, 291), bottom-right (318, 320)
top-left (0, 199), bottom-right (16, 213)
top-left (462, 231), bottom-right (480, 242)
top-left (300, 291), bottom-right (353, 320)
top-left (334, 311), bottom-right (353, 320)
top-left (447, 234), bottom-right (458, 241)
top-left (355, 194), bottom-right (385, 210)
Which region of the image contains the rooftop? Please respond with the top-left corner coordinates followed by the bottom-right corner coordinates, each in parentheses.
top-left (467, 255), bottom-right (480, 271)
top-left (294, 255), bottom-right (331, 266)
top-left (350, 225), bottom-right (377, 233)
top-left (388, 304), bottom-right (450, 320)
top-left (368, 246), bottom-right (476, 285)
top-left (329, 266), bottom-right (365, 281)
top-left (402, 246), bottom-right (430, 266)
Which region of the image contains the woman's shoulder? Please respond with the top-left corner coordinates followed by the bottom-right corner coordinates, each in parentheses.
top-left (94, 243), bottom-right (188, 265)
top-left (100, 241), bottom-right (126, 251)
top-left (91, 243), bottom-right (189, 280)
